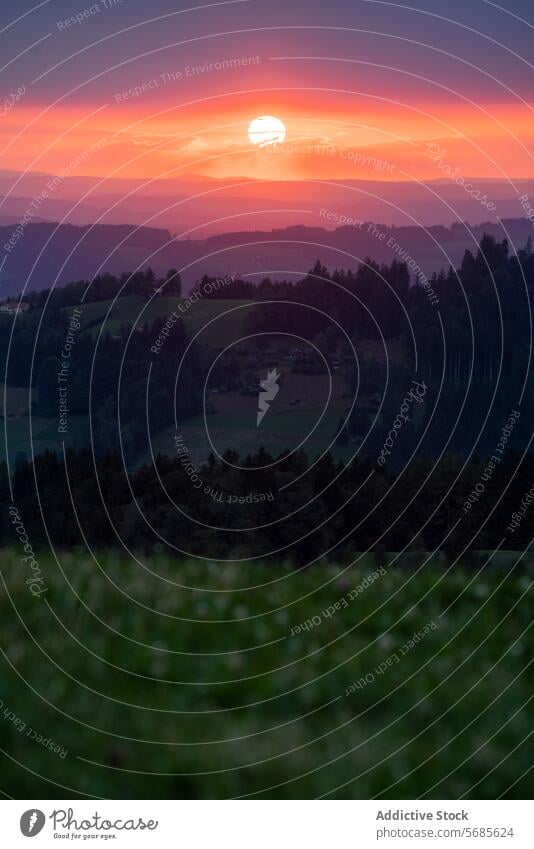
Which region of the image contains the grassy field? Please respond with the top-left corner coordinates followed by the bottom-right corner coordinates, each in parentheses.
top-left (0, 413), bottom-right (88, 465)
top-left (145, 411), bottom-right (354, 468)
top-left (1, 363), bottom-right (352, 470)
top-left (142, 368), bottom-right (354, 467)
top-left (71, 295), bottom-right (252, 348)
top-left (2, 386), bottom-right (35, 417)
top-left (0, 388), bottom-right (89, 464)
top-left (0, 550), bottom-right (531, 799)
top-left (61, 295), bottom-right (377, 467)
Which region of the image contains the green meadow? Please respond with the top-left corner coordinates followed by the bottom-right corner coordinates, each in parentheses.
top-left (71, 295), bottom-right (252, 348)
top-left (0, 550), bottom-right (531, 799)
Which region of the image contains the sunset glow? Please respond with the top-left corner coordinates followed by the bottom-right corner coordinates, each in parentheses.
top-left (2, 98), bottom-right (534, 185)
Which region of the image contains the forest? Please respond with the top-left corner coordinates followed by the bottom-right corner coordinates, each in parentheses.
top-left (0, 234), bottom-right (533, 561)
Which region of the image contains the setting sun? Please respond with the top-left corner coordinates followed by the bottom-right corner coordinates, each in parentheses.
top-left (248, 115), bottom-right (287, 147)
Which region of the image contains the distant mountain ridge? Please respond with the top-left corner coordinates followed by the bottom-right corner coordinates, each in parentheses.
top-left (1, 217), bottom-right (532, 298)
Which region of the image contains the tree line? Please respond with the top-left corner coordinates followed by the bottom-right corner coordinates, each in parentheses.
top-left (1, 444), bottom-right (533, 563)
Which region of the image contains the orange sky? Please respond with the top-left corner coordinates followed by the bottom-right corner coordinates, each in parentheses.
top-left (1, 93), bottom-right (533, 183)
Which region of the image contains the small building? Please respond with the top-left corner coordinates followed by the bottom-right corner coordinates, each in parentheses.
top-left (0, 302), bottom-right (29, 315)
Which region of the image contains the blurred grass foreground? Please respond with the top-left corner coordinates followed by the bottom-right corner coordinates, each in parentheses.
top-left (0, 549), bottom-right (531, 799)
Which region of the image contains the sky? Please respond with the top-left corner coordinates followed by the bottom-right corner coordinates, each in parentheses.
top-left (1, 0), bottom-right (533, 184)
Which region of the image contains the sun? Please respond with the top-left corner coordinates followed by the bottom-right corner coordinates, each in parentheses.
top-left (248, 115), bottom-right (286, 147)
